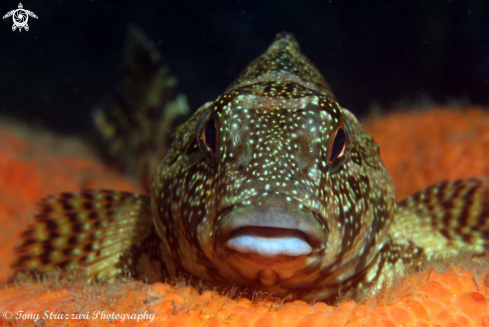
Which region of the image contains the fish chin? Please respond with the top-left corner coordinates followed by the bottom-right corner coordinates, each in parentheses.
top-left (211, 206), bottom-right (328, 289)
top-left (216, 241), bottom-right (322, 289)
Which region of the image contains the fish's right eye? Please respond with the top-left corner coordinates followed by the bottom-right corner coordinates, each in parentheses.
top-left (197, 108), bottom-right (219, 167)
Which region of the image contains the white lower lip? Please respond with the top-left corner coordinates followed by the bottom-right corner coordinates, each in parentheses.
top-left (225, 231), bottom-right (312, 257)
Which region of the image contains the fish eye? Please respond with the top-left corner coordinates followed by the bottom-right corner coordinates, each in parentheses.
top-left (327, 123), bottom-right (350, 171)
top-left (197, 108), bottom-right (219, 167)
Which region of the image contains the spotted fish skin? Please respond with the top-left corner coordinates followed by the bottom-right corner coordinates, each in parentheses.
top-left (149, 33), bottom-right (399, 301)
top-left (10, 33), bottom-right (489, 302)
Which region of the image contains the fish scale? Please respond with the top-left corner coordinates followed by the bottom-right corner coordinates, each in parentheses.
top-left (9, 32), bottom-right (489, 302)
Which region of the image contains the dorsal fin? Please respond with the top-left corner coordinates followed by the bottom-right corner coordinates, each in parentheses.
top-left (227, 32), bottom-right (336, 99)
top-left (93, 27), bottom-right (189, 191)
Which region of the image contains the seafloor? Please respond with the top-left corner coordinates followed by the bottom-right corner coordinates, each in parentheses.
top-left (0, 105), bottom-right (488, 326)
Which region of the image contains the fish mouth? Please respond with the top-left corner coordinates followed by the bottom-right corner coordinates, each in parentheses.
top-left (216, 206), bottom-right (326, 257)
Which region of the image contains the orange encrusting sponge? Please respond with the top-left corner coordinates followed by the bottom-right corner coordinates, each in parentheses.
top-left (0, 118), bottom-right (142, 284)
top-left (0, 266), bottom-right (488, 326)
top-left (363, 106), bottom-right (489, 200)
top-left (0, 106), bottom-right (489, 326)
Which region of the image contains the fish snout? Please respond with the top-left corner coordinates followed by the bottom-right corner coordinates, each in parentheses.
top-left (216, 206), bottom-right (326, 257)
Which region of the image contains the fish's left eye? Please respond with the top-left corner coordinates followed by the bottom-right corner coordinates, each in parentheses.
top-left (327, 123), bottom-right (350, 171)
top-left (197, 108), bottom-right (219, 167)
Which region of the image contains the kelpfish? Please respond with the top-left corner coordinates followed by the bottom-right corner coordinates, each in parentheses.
top-left (10, 32), bottom-right (489, 302)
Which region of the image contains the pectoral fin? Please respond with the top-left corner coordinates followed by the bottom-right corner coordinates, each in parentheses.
top-left (10, 190), bottom-right (154, 281)
top-left (391, 178), bottom-right (489, 257)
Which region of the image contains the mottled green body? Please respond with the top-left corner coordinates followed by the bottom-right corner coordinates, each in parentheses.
top-left (147, 34), bottom-right (397, 300)
top-left (10, 33), bottom-right (489, 302)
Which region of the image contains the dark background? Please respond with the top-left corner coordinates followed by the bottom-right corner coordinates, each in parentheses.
top-left (1, 0), bottom-right (488, 134)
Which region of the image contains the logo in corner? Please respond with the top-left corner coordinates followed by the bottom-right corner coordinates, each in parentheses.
top-left (3, 3), bottom-right (38, 32)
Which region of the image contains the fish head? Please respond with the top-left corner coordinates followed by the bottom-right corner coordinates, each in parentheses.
top-left (152, 33), bottom-right (396, 300)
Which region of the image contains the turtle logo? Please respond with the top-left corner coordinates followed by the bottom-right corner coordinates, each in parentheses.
top-left (3, 3), bottom-right (38, 32)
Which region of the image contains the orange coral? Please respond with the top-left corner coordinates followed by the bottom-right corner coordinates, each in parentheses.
top-left (1, 106), bottom-right (489, 326)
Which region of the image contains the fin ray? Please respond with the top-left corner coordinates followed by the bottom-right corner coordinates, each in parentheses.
top-left (10, 189), bottom-right (153, 281)
top-left (93, 27), bottom-right (189, 189)
top-left (392, 178), bottom-right (489, 256)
